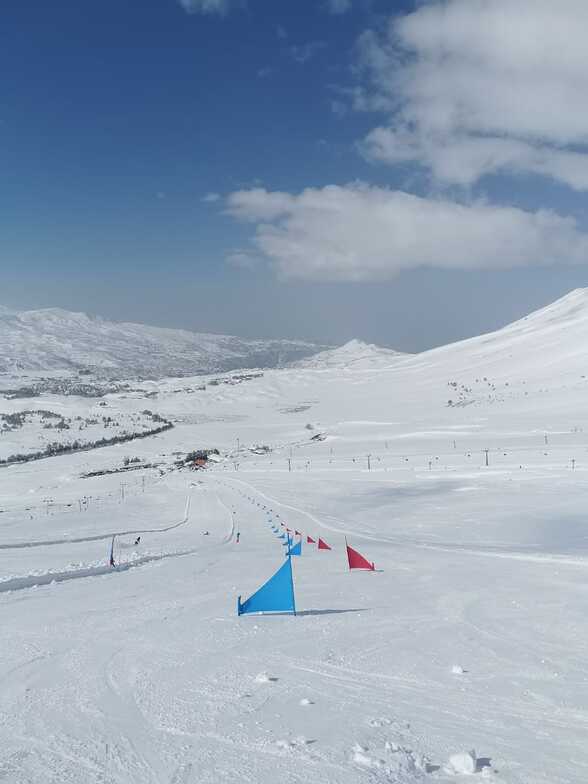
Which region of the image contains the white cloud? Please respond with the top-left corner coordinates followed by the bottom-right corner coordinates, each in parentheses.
top-left (288, 41), bottom-right (327, 65)
top-left (226, 183), bottom-right (588, 281)
top-left (327, 0), bottom-right (352, 13)
top-left (179, 0), bottom-right (350, 17)
top-left (178, 0), bottom-right (232, 14)
top-left (356, 0), bottom-right (588, 189)
top-left (202, 192), bottom-right (221, 203)
top-left (362, 129), bottom-right (588, 191)
top-left (225, 251), bottom-right (263, 269)
top-left (331, 99), bottom-right (348, 118)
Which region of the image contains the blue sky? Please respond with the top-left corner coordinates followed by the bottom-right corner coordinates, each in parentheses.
top-left (2, 0), bottom-right (588, 350)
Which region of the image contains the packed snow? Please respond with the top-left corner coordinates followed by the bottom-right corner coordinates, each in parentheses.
top-left (2, 290), bottom-right (588, 782)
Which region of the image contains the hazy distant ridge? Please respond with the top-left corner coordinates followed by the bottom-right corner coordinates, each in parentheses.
top-left (0, 306), bottom-right (328, 378)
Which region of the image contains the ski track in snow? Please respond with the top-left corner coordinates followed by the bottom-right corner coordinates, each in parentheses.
top-left (0, 486), bottom-right (240, 594)
top-left (0, 548), bottom-right (200, 594)
top-left (219, 475), bottom-right (588, 570)
top-left (0, 492), bottom-right (193, 550)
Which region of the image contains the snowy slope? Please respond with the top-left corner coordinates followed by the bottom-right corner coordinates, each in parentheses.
top-left (3, 290), bottom-right (588, 783)
top-left (0, 305), bottom-right (327, 377)
top-left (411, 288), bottom-right (588, 382)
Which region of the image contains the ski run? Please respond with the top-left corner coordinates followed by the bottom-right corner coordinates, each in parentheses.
top-left (3, 290), bottom-right (588, 783)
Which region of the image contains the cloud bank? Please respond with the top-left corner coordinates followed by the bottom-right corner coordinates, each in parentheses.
top-left (227, 184), bottom-right (588, 281)
top-left (357, 0), bottom-right (588, 189)
top-left (179, 0), bottom-right (351, 15)
top-left (327, 0), bottom-right (352, 13)
top-left (178, 0), bottom-right (232, 14)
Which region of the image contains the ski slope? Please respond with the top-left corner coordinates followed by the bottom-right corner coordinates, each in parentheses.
top-left (2, 290), bottom-right (588, 783)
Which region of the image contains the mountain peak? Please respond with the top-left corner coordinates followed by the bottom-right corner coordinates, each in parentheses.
top-left (516, 288), bottom-right (588, 325)
top-left (293, 339), bottom-right (407, 370)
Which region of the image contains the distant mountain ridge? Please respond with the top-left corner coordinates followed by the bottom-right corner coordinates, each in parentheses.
top-left (4, 290), bottom-right (583, 383)
top-left (293, 339), bottom-right (409, 370)
top-left (0, 306), bottom-right (329, 378)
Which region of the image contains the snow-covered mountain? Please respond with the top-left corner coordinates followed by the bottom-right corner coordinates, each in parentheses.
top-left (295, 289), bottom-right (588, 380)
top-left (3, 289), bottom-right (585, 383)
top-left (293, 339), bottom-right (408, 370)
top-left (0, 306), bottom-right (328, 378)
top-left (407, 287), bottom-right (588, 386)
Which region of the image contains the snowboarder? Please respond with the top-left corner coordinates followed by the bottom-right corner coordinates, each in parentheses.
top-left (236, 532), bottom-right (240, 543)
top-left (134, 536), bottom-right (141, 546)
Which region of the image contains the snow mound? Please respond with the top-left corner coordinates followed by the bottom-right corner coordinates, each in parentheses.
top-left (352, 742), bottom-right (426, 778)
top-left (276, 736), bottom-right (312, 750)
top-left (254, 672), bottom-right (278, 684)
top-left (446, 750), bottom-right (477, 775)
top-left (368, 717), bottom-right (393, 728)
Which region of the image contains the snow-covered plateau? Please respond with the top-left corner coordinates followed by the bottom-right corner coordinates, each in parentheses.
top-left (2, 290), bottom-right (588, 783)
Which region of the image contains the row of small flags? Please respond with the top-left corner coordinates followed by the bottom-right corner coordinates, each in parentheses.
top-left (237, 492), bottom-right (376, 616)
top-left (273, 520), bottom-right (374, 569)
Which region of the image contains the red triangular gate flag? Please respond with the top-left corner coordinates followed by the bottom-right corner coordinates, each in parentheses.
top-left (346, 543), bottom-right (375, 571)
top-left (307, 535), bottom-right (315, 544)
top-left (318, 537), bottom-right (331, 550)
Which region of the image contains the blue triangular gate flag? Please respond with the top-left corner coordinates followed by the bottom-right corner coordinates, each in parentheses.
top-left (287, 539), bottom-right (302, 556)
top-left (237, 557), bottom-right (296, 616)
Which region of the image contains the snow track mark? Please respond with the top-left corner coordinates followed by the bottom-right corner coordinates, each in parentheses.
top-left (0, 491), bottom-right (193, 551)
